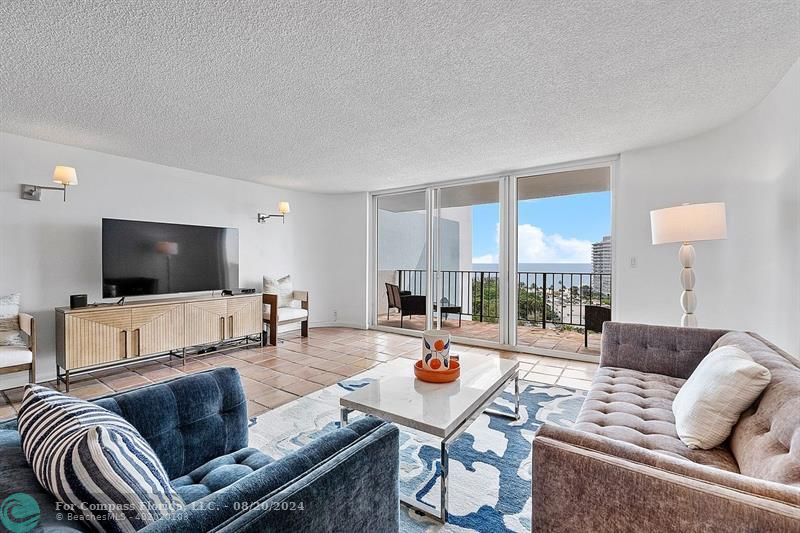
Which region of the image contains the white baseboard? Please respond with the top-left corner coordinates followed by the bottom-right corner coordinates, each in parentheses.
top-left (309, 322), bottom-right (366, 330)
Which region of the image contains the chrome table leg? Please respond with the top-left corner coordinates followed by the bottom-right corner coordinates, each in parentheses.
top-left (440, 439), bottom-right (449, 523)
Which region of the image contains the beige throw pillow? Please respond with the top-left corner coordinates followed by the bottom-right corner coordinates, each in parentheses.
top-left (673, 345), bottom-right (771, 450)
top-left (263, 275), bottom-right (293, 308)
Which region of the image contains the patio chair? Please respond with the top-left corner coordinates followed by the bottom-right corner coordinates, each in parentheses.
top-left (584, 304), bottom-right (611, 347)
top-left (385, 283), bottom-right (424, 327)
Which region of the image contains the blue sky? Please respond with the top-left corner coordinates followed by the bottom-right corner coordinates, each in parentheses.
top-left (472, 192), bottom-right (611, 263)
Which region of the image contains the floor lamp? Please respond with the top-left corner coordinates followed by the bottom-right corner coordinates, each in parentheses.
top-left (650, 202), bottom-right (727, 327)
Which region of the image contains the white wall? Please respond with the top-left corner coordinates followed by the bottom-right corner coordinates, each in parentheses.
top-left (615, 59), bottom-right (800, 354)
top-left (0, 133), bottom-right (368, 385)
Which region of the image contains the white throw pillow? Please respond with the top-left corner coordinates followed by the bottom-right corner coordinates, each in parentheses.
top-left (0, 293), bottom-right (26, 347)
top-left (673, 345), bottom-right (771, 450)
top-left (263, 275), bottom-right (293, 308)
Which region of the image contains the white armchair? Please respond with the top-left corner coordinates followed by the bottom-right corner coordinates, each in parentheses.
top-left (1, 312), bottom-right (36, 385)
top-left (262, 291), bottom-right (309, 346)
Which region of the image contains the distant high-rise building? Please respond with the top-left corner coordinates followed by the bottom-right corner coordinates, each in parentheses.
top-left (592, 235), bottom-right (612, 294)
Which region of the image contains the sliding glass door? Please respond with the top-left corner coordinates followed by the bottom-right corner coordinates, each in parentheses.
top-left (375, 191), bottom-right (429, 331)
top-left (372, 161), bottom-right (612, 359)
top-left (432, 181), bottom-right (502, 342)
top-left (514, 167), bottom-right (611, 356)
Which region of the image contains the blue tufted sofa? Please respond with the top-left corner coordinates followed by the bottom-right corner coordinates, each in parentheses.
top-left (0, 367), bottom-right (400, 532)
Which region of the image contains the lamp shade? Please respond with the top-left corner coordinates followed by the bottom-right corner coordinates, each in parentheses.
top-left (155, 241), bottom-right (179, 255)
top-left (52, 166), bottom-right (78, 186)
top-left (278, 201), bottom-right (291, 215)
top-left (650, 202), bottom-right (727, 245)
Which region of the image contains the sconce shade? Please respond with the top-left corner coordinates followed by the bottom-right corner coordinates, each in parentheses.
top-left (278, 201), bottom-right (291, 215)
top-left (155, 241), bottom-right (179, 255)
top-left (52, 166), bottom-right (78, 186)
top-left (650, 202), bottom-right (727, 245)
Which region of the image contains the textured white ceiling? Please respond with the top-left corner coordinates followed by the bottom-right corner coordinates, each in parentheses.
top-left (1, 1), bottom-right (798, 193)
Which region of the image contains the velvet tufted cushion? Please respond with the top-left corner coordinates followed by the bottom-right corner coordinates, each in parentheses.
top-left (95, 367), bottom-right (248, 479)
top-left (716, 332), bottom-right (800, 486)
top-left (600, 322), bottom-right (728, 379)
top-left (574, 366), bottom-right (739, 472)
top-left (171, 447), bottom-right (274, 503)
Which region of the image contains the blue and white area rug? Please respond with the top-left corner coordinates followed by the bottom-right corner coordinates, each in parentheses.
top-left (249, 364), bottom-right (586, 532)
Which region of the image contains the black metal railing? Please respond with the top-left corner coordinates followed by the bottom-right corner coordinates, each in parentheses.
top-left (396, 269), bottom-right (611, 328)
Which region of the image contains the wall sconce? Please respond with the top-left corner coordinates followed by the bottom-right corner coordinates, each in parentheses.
top-left (258, 201), bottom-right (291, 224)
top-left (21, 166), bottom-right (78, 202)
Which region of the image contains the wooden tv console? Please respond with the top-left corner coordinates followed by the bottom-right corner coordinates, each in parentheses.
top-left (55, 293), bottom-right (262, 391)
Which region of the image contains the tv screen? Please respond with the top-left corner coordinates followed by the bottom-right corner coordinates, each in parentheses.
top-left (102, 218), bottom-right (239, 298)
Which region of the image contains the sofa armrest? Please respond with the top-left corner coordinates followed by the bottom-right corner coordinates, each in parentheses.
top-left (19, 313), bottom-right (35, 354)
top-left (293, 291), bottom-right (308, 313)
top-left (143, 417), bottom-right (399, 533)
top-left (600, 322), bottom-right (729, 379)
top-left (292, 291), bottom-right (308, 303)
top-left (262, 293), bottom-right (278, 320)
top-left (533, 424), bottom-right (800, 532)
top-left (18, 313), bottom-right (33, 337)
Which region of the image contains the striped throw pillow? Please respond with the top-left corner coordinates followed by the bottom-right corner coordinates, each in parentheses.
top-left (17, 385), bottom-right (184, 532)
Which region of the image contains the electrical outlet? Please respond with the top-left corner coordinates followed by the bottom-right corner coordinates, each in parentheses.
top-left (630, 256), bottom-right (637, 268)
top-left (333, 310), bottom-right (338, 322)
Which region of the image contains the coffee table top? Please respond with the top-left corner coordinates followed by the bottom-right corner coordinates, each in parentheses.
top-left (340, 353), bottom-right (518, 438)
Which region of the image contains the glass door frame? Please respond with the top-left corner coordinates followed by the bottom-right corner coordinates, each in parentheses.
top-left (370, 174), bottom-right (509, 348)
top-left (430, 178), bottom-right (508, 346)
top-left (369, 155), bottom-right (617, 361)
top-left (506, 158), bottom-right (617, 361)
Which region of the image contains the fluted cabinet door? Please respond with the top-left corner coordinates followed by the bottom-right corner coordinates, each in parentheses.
top-left (227, 296), bottom-right (262, 338)
top-left (64, 309), bottom-right (132, 369)
top-left (131, 304), bottom-right (185, 356)
top-left (185, 300), bottom-right (228, 345)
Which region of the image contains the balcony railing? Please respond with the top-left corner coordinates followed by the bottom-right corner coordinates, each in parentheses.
top-left (397, 269), bottom-right (611, 328)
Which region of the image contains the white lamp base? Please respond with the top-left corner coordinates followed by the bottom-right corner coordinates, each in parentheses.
top-left (679, 242), bottom-right (697, 327)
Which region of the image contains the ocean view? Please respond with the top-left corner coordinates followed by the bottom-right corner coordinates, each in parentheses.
top-left (471, 263), bottom-right (593, 273)
top-left (471, 262), bottom-right (602, 290)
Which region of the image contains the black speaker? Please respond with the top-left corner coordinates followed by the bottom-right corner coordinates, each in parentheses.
top-left (70, 294), bottom-right (88, 309)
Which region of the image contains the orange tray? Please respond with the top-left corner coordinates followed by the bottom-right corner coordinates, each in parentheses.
top-left (414, 359), bottom-right (461, 383)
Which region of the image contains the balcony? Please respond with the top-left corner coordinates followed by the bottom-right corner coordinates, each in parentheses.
top-left (378, 269), bottom-right (611, 356)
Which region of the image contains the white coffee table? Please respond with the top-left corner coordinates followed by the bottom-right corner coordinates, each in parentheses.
top-left (339, 354), bottom-right (519, 522)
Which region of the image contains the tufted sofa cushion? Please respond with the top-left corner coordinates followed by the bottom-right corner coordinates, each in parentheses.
top-left (601, 322), bottom-right (728, 379)
top-left (171, 447), bottom-right (273, 503)
top-left (574, 366), bottom-right (739, 472)
top-left (95, 367), bottom-right (248, 479)
top-left (715, 332), bottom-right (800, 486)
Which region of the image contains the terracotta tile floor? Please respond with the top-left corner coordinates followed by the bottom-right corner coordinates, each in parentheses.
top-left (377, 313), bottom-right (602, 355)
top-left (0, 328), bottom-right (598, 421)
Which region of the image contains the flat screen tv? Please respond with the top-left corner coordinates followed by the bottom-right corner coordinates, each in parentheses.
top-left (102, 218), bottom-right (239, 298)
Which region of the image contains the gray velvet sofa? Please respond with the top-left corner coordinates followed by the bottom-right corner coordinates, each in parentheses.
top-left (533, 322), bottom-right (800, 532)
top-left (0, 367), bottom-right (400, 532)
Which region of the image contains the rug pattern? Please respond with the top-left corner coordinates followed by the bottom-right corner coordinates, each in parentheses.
top-left (249, 364), bottom-right (585, 533)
